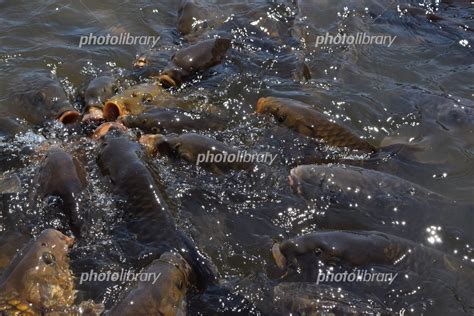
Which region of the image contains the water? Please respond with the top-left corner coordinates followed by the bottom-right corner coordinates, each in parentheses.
top-left (0, 0), bottom-right (473, 314)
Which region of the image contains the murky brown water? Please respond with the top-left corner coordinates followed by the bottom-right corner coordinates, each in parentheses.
top-left (0, 0), bottom-right (473, 315)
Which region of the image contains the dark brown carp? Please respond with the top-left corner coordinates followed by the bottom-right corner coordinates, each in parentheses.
top-left (102, 83), bottom-right (173, 121)
top-left (30, 147), bottom-right (87, 237)
top-left (96, 131), bottom-right (216, 287)
top-left (256, 97), bottom-right (375, 152)
top-left (121, 108), bottom-right (226, 134)
top-left (272, 230), bottom-right (474, 314)
top-left (96, 134), bottom-right (173, 219)
top-left (109, 252), bottom-right (193, 316)
top-left (159, 38), bottom-right (231, 88)
top-left (9, 76), bottom-right (80, 126)
top-left (139, 133), bottom-right (253, 174)
top-left (0, 229), bottom-right (102, 315)
top-left (177, 0), bottom-right (207, 35)
top-left (288, 164), bottom-right (473, 242)
top-left (82, 75), bottom-right (118, 122)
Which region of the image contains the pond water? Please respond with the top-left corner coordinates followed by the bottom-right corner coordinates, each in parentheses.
top-left (0, 0), bottom-right (473, 314)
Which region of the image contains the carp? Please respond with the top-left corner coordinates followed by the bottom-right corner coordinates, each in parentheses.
top-left (256, 97), bottom-right (375, 152)
top-left (96, 128), bottom-right (216, 287)
top-left (121, 108), bottom-right (226, 134)
top-left (273, 282), bottom-right (388, 315)
top-left (108, 252), bottom-right (193, 316)
top-left (272, 230), bottom-right (474, 314)
top-left (0, 229), bottom-right (102, 315)
top-left (30, 147), bottom-right (87, 237)
top-left (177, 0), bottom-right (208, 35)
top-left (102, 83), bottom-right (173, 121)
top-left (82, 74), bottom-right (118, 122)
top-left (288, 164), bottom-right (473, 243)
top-left (139, 133), bottom-right (253, 174)
top-left (159, 38), bottom-right (231, 88)
top-left (9, 76), bottom-right (80, 126)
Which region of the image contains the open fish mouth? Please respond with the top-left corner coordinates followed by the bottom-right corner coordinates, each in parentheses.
top-left (256, 97), bottom-right (269, 113)
top-left (158, 74), bottom-right (177, 88)
top-left (58, 110), bottom-right (81, 125)
top-left (92, 122), bottom-right (127, 139)
top-left (272, 242), bottom-right (286, 269)
top-left (103, 99), bottom-right (126, 121)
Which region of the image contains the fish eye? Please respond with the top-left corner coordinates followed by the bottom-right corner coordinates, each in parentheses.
top-left (274, 108), bottom-right (285, 122)
top-left (42, 252), bottom-right (56, 265)
top-left (142, 94), bottom-right (153, 103)
top-left (34, 91), bottom-right (46, 103)
top-left (276, 114), bottom-right (285, 123)
top-left (41, 242), bottom-right (47, 247)
top-left (151, 127), bottom-right (160, 133)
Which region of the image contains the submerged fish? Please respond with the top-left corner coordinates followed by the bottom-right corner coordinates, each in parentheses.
top-left (256, 97), bottom-right (375, 152)
top-left (288, 164), bottom-right (473, 242)
top-left (273, 282), bottom-right (388, 315)
top-left (272, 230), bottom-right (474, 314)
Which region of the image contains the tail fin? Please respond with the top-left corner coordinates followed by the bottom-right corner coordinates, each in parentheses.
top-left (178, 231), bottom-right (218, 290)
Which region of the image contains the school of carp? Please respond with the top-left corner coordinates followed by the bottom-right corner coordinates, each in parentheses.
top-left (0, 0), bottom-right (473, 315)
